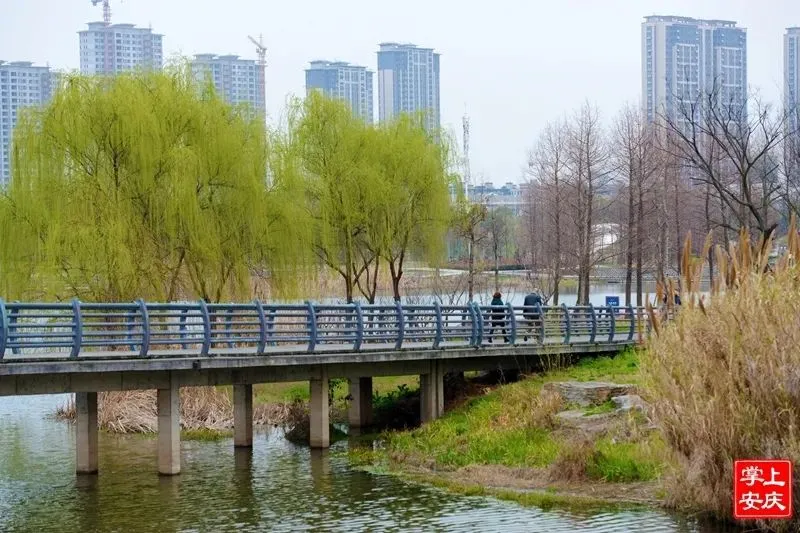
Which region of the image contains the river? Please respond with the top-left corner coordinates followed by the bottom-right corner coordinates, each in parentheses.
top-left (0, 395), bottom-right (736, 532)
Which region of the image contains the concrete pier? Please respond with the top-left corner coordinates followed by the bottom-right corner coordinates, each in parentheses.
top-left (75, 392), bottom-right (98, 474)
top-left (420, 361), bottom-right (444, 423)
top-left (233, 384), bottom-right (253, 448)
top-left (309, 370), bottom-right (329, 448)
top-left (157, 382), bottom-right (180, 475)
top-left (348, 377), bottom-right (373, 428)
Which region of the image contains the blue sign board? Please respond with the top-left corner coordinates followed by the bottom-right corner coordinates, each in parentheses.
top-left (605, 296), bottom-right (620, 307)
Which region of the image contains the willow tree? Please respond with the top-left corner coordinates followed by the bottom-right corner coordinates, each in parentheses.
top-left (289, 92), bottom-right (378, 303)
top-left (0, 66), bottom-right (308, 302)
top-left (373, 116), bottom-right (453, 302)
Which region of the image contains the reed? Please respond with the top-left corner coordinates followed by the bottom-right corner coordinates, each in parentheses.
top-left (642, 217), bottom-right (800, 530)
top-left (56, 387), bottom-right (308, 434)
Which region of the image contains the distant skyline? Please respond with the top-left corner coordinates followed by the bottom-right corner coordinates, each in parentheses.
top-left (2, 0), bottom-right (800, 182)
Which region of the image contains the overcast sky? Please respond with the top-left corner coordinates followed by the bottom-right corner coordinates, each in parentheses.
top-left (2, 0), bottom-right (799, 183)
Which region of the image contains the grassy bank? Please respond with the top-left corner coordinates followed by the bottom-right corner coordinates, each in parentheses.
top-left (351, 350), bottom-right (670, 507)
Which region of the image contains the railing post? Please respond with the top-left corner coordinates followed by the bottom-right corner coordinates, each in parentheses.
top-left (179, 308), bottom-right (188, 347)
top-left (506, 302), bottom-right (516, 345)
top-left (0, 299), bottom-right (7, 359)
top-left (254, 300), bottom-right (267, 355)
top-left (226, 307), bottom-right (235, 349)
top-left (70, 298), bottom-right (83, 358)
top-left (433, 301), bottom-right (443, 349)
top-left (608, 305), bottom-right (616, 343)
top-left (127, 309), bottom-right (137, 352)
top-left (8, 304), bottom-right (19, 355)
top-left (395, 301), bottom-right (404, 350)
top-left (137, 299), bottom-right (150, 357)
top-left (199, 300), bottom-right (211, 356)
top-left (589, 303), bottom-right (597, 344)
top-left (353, 302), bottom-right (364, 351)
top-left (536, 302), bottom-right (545, 345)
top-left (468, 303), bottom-right (478, 347)
top-left (306, 301), bottom-right (317, 353)
top-left (627, 303), bottom-right (635, 342)
top-left (561, 303), bottom-right (571, 344)
top-left (473, 302), bottom-right (484, 347)
top-left (267, 308), bottom-right (276, 346)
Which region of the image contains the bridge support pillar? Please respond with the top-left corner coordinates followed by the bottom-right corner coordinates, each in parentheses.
top-left (157, 382), bottom-right (180, 475)
top-left (348, 377), bottom-right (373, 428)
top-left (76, 392), bottom-right (98, 475)
top-left (233, 384), bottom-right (253, 448)
top-left (309, 370), bottom-right (329, 448)
top-left (420, 361), bottom-right (444, 423)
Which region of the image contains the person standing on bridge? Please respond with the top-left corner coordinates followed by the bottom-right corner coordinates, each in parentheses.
top-left (522, 290), bottom-right (543, 342)
top-left (489, 292), bottom-right (509, 343)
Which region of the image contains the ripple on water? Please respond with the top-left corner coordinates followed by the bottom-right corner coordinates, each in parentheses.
top-left (0, 395), bottom-right (725, 532)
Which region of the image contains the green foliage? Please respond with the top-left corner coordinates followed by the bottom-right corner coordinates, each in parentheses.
top-left (585, 437), bottom-right (664, 482)
top-left (583, 400), bottom-right (617, 416)
top-left (372, 384), bottom-right (420, 429)
top-left (279, 92), bottom-right (455, 302)
top-left (181, 428), bottom-right (232, 441)
top-left (372, 115), bottom-right (455, 300)
top-left (0, 66), bottom-right (309, 302)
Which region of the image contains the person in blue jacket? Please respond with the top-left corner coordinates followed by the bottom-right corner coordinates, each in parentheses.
top-left (522, 290), bottom-right (543, 341)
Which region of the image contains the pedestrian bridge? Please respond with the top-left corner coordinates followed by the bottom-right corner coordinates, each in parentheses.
top-left (0, 299), bottom-right (648, 476)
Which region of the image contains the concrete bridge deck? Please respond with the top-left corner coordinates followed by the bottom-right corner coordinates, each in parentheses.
top-left (0, 299), bottom-right (649, 476)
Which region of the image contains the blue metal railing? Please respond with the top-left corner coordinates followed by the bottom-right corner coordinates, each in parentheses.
top-left (0, 299), bottom-right (648, 361)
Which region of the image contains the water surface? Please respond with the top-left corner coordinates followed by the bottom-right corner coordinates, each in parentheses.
top-left (0, 395), bottom-right (731, 532)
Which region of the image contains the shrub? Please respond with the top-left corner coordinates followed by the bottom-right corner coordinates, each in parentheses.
top-left (642, 224), bottom-right (800, 530)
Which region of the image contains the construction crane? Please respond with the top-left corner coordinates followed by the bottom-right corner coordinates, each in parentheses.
top-left (248, 34), bottom-right (267, 113)
top-left (247, 34), bottom-right (267, 68)
top-left (91, 0), bottom-right (112, 24)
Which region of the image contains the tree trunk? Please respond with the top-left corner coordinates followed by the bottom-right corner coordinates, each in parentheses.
top-left (636, 176), bottom-right (645, 307)
top-left (467, 235), bottom-right (475, 302)
top-left (674, 175), bottom-right (681, 276)
top-left (494, 244), bottom-right (500, 293)
top-left (625, 182), bottom-right (634, 307)
top-left (704, 184), bottom-right (715, 281)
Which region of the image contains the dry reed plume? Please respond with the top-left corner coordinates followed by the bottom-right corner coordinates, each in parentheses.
top-left (56, 387), bottom-right (301, 433)
top-left (642, 217), bottom-right (800, 531)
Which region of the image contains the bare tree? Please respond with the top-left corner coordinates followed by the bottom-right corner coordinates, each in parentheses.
top-left (611, 105), bottom-right (663, 305)
top-left (526, 119), bottom-right (570, 304)
top-left (563, 102), bottom-right (612, 305)
top-left (661, 82), bottom-right (790, 243)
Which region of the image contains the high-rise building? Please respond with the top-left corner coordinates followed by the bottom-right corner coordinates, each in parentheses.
top-left (191, 54), bottom-right (266, 116)
top-left (79, 22), bottom-right (163, 75)
top-left (305, 60), bottom-right (373, 123)
top-left (642, 16), bottom-right (747, 126)
top-left (786, 28), bottom-right (800, 140)
top-left (376, 43), bottom-right (440, 131)
top-left (0, 61), bottom-right (54, 187)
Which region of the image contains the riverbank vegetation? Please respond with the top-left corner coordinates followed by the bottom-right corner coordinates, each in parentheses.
top-left (641, 227), bottom-right (800, 531)
top-left (352, 349), bottom-right (669, 506)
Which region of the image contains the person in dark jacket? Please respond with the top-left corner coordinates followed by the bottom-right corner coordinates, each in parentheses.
top-left (522, 290), bottom-right (543, 342)
top-left (489, 292), bottom-right (509, 343)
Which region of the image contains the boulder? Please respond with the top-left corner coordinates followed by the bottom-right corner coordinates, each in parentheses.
top-left (542, 381), bottom-right (637, 407)
top-left (611, 394), bottom-right (649, 414)
top-left (555, 409), bottom-right (617, 435)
